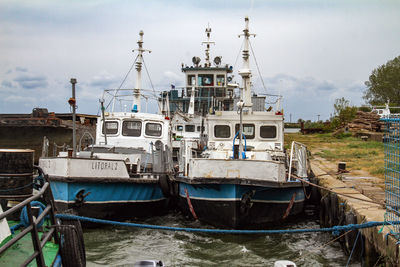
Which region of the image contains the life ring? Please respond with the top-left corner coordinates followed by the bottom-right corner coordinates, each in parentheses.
top-left (59, 218), bottom-right (86, 267)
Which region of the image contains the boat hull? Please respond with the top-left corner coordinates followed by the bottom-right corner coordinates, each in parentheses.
top-left (177, 181), bottom-right (306, 228)
top-left (48, 178), bottom-right (168, 221)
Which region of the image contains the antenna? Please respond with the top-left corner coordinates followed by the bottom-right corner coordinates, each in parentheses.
top-left (131, 30), bottom-right (151, 113)
top-left (202, 23), bottom-right (215, 67)
top-left (238, 17), bottom-right (256, 110)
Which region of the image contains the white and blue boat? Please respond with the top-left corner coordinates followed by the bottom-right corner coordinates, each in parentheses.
top-left (174, 17), bottom-right (311, 228)
top-left (39, 31), bottom-right (173, 221)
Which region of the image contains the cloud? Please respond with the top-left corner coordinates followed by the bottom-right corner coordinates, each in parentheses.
top-left (0, 0), bottom-right (398, 117)
top-left (15, 66), bottom-right (28, 72)
top-left (253, 73), bottom-right (364, 121)
top-left (89, 72), bottom-right (118, 88)
top-left (157, 70), bottom-right (184, 88)
top-left (1, 80), bottom-right (13, 88)
top-left (13, 74), bottom-right (48, 89)
top-left (4, 94), bottom-right (36, 103)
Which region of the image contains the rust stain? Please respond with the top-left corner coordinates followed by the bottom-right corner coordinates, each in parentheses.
top-left (204, 171), bottom-right (214, 178)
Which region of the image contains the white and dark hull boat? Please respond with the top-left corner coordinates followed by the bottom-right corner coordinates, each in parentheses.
top-left (175, 140), bottom-right (309, 228)
top-left (172, 17), bottom-right (311, 228)
top-left (177, 180), bottom-right (305, 228)
top-left (39, 31), bottom-right (174, 221)
top-left (40, 155), bottom-right (170, 221)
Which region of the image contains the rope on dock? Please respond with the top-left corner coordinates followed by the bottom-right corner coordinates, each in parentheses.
top-left (55, 214), bottom-right (394, 235)
top-left (294, 176), bottom-right (384, 207)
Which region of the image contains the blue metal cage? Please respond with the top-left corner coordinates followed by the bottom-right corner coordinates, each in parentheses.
top-left (383, 117), bottom-right (400, 237)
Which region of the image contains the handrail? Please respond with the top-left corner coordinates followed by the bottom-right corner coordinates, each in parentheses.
top-left (288, 141), bottom-right (308, 181)
top-left (0, 167), bottom-right (60, 267)
top-left (0, 183), bottom-right (49, 220)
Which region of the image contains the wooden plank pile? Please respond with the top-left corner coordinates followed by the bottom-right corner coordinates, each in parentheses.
top-left (347, 111), bottom-right (383, 132)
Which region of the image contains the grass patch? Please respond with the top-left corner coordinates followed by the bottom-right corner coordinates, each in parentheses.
top-left (371, 167), bottom-right (385, 176)
top-left (335, 132), bottom-right (353, 139)
top-left (347, 141), bottom-right (383, 150)
top-left (285, 132), bottom-right (385, 179)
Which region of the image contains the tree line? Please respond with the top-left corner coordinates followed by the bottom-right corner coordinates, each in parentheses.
top-left (295, 55), bottom-right (399, 132)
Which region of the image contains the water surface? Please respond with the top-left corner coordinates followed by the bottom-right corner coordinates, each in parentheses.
top-left (84, 213), bottom-right (360, 266)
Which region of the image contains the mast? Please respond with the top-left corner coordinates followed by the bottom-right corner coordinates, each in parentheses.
top-left (132, 30), bottom-right (151, 113)
top-left (188, 87), bottom-right (195, 115)
top-left (202, 24), bottom-right (215, 68)
top-left (238, 17), bottom-right (256, 111)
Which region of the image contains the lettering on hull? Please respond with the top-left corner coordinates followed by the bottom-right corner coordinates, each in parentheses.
top-left (91, 161), bottom-right (118, 171)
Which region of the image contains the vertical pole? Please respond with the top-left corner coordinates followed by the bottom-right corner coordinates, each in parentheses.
top-left (239, 106), bottom-right (244, 159)
top-left (100, 99), bottom-right (107, 145)
top-left (70, 78), bottom-right (77, 156)
top-left (238, 17), bottom-right (254, 110)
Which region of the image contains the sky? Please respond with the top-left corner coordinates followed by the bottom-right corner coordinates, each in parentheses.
top-left (0, 0), bottom-right (399, 121)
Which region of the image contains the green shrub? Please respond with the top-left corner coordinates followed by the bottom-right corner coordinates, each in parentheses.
top-left (335, 132), bottom-right (353, 139)
top-left (358, 106), bottom-right (372, 112)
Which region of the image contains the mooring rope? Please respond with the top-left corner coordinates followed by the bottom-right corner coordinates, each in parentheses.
top-left (294, 176), bottom-right (384, 207)
top-left (55, 214), bottom-right (395, 235)
top-left (346, 230), bottom-right (361, 266)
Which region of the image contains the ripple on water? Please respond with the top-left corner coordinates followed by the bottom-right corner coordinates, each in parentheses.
top-left (84, 214), bottom-right (360, 266)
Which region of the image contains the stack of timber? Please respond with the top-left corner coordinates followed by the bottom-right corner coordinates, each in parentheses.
top-left (347, 111), bottom-right (383, 133)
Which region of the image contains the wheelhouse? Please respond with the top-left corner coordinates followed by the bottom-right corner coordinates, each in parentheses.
top-left (95, 112), bottom-right (170, 150)
top-left (206, 111), bottom-right (284, 153)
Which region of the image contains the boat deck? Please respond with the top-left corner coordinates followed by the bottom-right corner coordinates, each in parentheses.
top-left (0, 221), bottom-right (59, 267)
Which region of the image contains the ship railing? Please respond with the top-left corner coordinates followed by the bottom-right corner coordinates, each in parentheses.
top-left (166, 85), bottom-right (234, 99)
top-left (0, 167), bottom-right (61, 267)
top-left (42, 136), bottom-right (69, 157)
top-left (78, 131), bottom-right (95, 152)
top-left (288, 141), bottom-right (308, 181)
top-left (43, 135), bottom-right (95, 158)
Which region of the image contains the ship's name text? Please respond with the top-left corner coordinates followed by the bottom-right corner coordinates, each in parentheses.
top-left (91, 161), bottom-right (118, 171)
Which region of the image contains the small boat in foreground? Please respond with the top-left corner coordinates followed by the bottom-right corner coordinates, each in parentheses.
top-left (174, 17), bottom-right (311, 228)
top-left (0, 149), bottom-right (85, 267)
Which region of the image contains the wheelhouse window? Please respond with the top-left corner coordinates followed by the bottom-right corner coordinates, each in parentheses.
top-left (145, 123), bottom-right (162, 137)
top-left (214, 125), bottom-right (231, 138)
top-left (260, 125), bottom-right (277, 138)
top-left (216, 75), bottom-right (225, 86)
top-left (235, 124), bottom-right (255, 139)
top-left (176, 125), bottom-right (183, 131)
top-left (198, 74), bottom-right (214, 86)
top-left (122, 121), bottom-right (141, 137)
top-left (102, 121), bottom-right (118, 135)
top-left (185, 125), bottom-right (195, 132)
top-left (188, 75), bottom-right (196, 86)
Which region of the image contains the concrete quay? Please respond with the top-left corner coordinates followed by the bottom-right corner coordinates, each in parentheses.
top-left (311, 158), bottom-right (399, 266)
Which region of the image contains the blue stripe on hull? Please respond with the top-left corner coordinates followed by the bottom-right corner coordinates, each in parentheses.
top-left (50, 180), bottom-right (165, 204)
top-left (179, 183), bottom-right (305, 203)
top-left (178, 182), bottom-right (306, 228)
